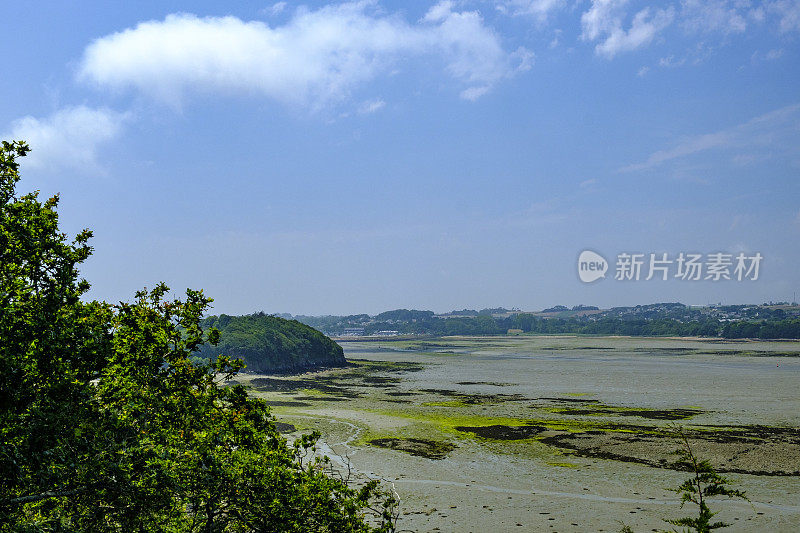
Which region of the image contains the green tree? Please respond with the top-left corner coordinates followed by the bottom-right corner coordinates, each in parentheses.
top-left (0, 141), bottom-right (397, 532)
top-left (662, 429), bottom-right (748, 533)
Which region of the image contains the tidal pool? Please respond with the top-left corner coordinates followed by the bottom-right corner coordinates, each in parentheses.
top-left (241, 335), bottom-right (800, 532)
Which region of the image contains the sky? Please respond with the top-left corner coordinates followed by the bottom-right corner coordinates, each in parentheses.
top-left (2, 0), bottom-right (799, 315)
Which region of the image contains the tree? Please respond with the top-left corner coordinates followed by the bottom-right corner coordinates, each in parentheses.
top-left (662, 428), bottom-right (748, 533)
top-left (0, 140), bottom-right (397, 532)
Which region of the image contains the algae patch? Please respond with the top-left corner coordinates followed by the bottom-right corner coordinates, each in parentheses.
top-left (419, 388), bottom-right (527, 405)
top-left (274, 422), bottom-right (297, 433)
top-left (454, 424), bottom-right (547, 440)
top-left (456, 381), bottom-right (514, 386)
top-left (368, 437), bottom-right (456, 459)
top-left (264, 400), bottom-right (312, 407)
top-left (423, 400), bottom-right (468, 407)
top-left (533, 397), bottom-right (703, 420)
top-left (539, 425), bottom-right (800, 476)
top-left (544, 405), bottom-right (702, 421)
top-left (250, 377), bottom-right (362, 397)
top-left (293, 395), bottom-right (350, 402)
top-left (247, 359), bottom-right (424, 399)
top-left (546, 461), bottom-right (580, 468)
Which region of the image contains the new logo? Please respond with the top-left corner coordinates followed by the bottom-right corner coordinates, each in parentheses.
top-left (578, 250), bottom-right (608, 283)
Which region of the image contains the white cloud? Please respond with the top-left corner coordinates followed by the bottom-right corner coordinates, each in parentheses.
top-left (681, 0), bottom-right (748, 34)
top-left (79, 2), bottom-right (528, 108)
top-left (581, 1), bottom-right (675, 59)
top-left (3, 106), bottom-right (127, 174)
top-left (460, 85), bottom-right (490, 101)
top-left (492, 0), bottom-right (795, 60)
top-left (766, 47), bottom-right (784, 59)
top-left (671, 1), bottom-right (800, 50)
top-left (768, 0), bottom-right (800, 32)
top-left (750, 5), bottom-right (767, 23)
top-left (621, 103), bottom-right (800, 172)
top-left (424, 0), bottom-right (457, 23)
top-left (357, 98), bottom-right (385, 114)
top-left (269, 2), bottom-right (287, 16)
top-left (549, 29), bottom-right (562, 48)
top-left (581, 0), bottom-right (619, 42)
top-left (501, 198), bottom-right (571, 228)
top-left (751, 47), bottom-right (784, 63)
top-left (496, 0), bottom-right (566, 22)
top-left (623, 131), bottom-right (731, 171)
top-left (637, 65), bottom-right (649, 76)
top-left (732, 153), bottom-right (759, 165)
top-left (659, 54), bottom-right (686, 68)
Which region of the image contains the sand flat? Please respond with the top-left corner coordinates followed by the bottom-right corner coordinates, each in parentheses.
top-left (245, 335), bottom-right (800, 532)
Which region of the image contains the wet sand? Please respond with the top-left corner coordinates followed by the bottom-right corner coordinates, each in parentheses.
top-left (240, 336), bottom-right (800, 532)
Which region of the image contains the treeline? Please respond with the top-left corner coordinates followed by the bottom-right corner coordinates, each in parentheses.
top-left (359, 314), bottom-right (800, 339)
top-left (198, 312), bottom-right (347, 373)
top-left (288, 313), bottom-right (372, 333)
top-left (720, 319), bottom-right (800, 339)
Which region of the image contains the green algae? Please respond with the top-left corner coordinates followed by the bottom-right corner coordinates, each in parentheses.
top-left (423, 400), bottom-right (469, 407)
top-left (363, 406), bottom-right (654, 439)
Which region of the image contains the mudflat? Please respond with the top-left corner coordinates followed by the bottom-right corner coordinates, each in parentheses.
top-left (238, 335), bottom-right (800, 532)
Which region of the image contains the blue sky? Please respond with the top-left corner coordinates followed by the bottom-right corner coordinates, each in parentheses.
top-left (3, 1), bottom-right (799, 315)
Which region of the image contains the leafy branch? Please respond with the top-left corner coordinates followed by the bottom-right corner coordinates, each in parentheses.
top-left (662, 427), bottom-right (749, 533)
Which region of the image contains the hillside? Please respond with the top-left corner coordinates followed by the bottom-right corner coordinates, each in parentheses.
top-left (280, 303), bottom-right (800, 339)
top-left (198, 313), bottom-right (347, 373)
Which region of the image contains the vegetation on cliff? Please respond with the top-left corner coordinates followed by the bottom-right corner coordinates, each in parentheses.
top-left (198, 313), bottom-right (347, 373)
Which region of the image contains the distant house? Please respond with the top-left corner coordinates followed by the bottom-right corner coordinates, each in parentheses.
top-left (342, 327), bottom-right (365, 336)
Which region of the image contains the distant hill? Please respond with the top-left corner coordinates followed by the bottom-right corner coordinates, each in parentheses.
top-left (198, 313), bottom-right (346, 373)
top-left (374, 309), bottom-right (435, 322)
top-left (280, 303), bottom-right (800, 339)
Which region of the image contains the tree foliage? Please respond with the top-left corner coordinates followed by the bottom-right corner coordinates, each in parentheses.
top-left (372, 309), bottom-right (435, 322)
top-left (0, 141), bottom-right (397, 532)
top-left (662, 429), bottom-right (748, 533)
